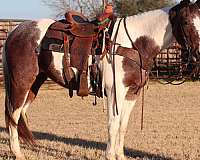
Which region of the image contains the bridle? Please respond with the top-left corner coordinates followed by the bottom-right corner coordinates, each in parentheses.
top-left (178, 14), bottom-right (193, 70)
top-left (170, 1), bottom-right (200, 79)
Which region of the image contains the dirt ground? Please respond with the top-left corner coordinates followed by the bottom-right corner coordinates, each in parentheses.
top-left (0, 82), bottom-right (200, 160)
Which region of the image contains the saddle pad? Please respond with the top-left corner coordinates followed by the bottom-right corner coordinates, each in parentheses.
top-left (41, 22), bottom-right (70, 52)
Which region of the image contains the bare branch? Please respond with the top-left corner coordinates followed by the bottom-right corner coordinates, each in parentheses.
top-left (42, 0), bottom-right (103, 18)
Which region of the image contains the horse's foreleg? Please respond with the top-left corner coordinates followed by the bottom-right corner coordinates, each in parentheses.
top-left (106, 92), bottom-right (121, 160)
top-left (115, 99), bottom-right (136, 160)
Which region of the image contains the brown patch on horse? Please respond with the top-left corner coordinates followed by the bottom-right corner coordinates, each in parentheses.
top-left (26, 73), bottom-right (48, 102)
top-left (4, 21), bottom-right (41, 145)
top-left (120, 36), bottom-right (159, 100)
top-left (134, 36), bottom-right (160, 70)
top-left (5, 21), bottom-right (41, 108)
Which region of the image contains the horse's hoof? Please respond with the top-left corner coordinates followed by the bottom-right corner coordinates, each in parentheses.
top-left (16, 154), bottom-right (26, 160)
top-left (116, 154), bottom-right (126, 160)
top-left (106, 153), bottom-right (116, 160)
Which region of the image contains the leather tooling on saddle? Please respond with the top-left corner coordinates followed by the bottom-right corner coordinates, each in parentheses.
top-left (41, 4), bottom-right (113, 97)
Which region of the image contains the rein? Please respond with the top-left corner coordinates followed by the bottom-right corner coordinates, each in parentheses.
top-left (109, 17), bottom-right (146, 129)
top-left (110, 18), bottom-right (123, 116)
top-left (123, 17), bottom-right (144, 93)
top-left (123, 17), bottom-right (146, 130)
top-left (178, 16), bottom-right (193, 69)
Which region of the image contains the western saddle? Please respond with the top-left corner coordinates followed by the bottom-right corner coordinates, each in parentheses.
top-left (41, 4), bottom-right (113, 97)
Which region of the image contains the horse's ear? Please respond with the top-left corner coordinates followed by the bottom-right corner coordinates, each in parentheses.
top-left (195, 0), bottom-right (200, 6)
top-left (181, 0), bottom-right (190, 5)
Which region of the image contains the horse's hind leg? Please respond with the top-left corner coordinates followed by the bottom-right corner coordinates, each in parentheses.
top-left (21, 73), bottom-right (47, 125)
top-left (5, 73), bottom-right (47, 160)
top-left (5, 91), bottom-right (29, 160)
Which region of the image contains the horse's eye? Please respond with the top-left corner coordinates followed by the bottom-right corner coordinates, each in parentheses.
top-left (182, 21), bottom-right (188, 25)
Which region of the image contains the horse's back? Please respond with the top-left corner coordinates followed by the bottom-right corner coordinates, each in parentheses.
top-left (6, 19), bottom-right (55, 54)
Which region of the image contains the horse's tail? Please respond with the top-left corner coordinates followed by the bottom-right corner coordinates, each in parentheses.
top-left (3, 39), bottom-right (35, 145)
top-left (18, 115), bottom-right (35, 145)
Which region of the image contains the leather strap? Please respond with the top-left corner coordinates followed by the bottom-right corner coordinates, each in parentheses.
top-left (123, 17), bottom-right (143, 94)
top-left (63, 34), bottom-right (74, 82)
top-left (111, 18), bottom-right (124, 116)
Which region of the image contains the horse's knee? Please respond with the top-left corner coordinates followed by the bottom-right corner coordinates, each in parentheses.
top-left (119, 127), bottom-right (126, 136)
top-left (108, 124), bottom-right (118, 133)
top-left (108, 116), bottom-right (120, 129)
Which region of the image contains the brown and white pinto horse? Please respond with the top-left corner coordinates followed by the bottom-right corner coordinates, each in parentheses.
top-left (3, 2), bottom-right (189, 160)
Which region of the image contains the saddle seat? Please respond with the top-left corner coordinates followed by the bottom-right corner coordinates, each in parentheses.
top-left (65, 10), bottom-right (89, 24)
top-left (65, 11), bottom-right (98, 37)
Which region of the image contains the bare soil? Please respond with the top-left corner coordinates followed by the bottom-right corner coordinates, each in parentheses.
top-left (0, 82), bottom-right (200, 160)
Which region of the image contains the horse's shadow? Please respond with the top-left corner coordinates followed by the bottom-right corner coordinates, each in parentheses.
top-left (0, 127), bottom-right (172, 160)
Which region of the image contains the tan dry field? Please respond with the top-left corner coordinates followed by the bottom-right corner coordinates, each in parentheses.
top-left (0, 82), bottom-right (200, 160)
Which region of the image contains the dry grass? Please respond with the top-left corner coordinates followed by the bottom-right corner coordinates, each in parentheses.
top-left (0, 82), bottom-right (200, 160)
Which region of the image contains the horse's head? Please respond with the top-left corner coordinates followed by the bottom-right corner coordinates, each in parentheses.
top-left (169, 0), bottom-right (200, 77)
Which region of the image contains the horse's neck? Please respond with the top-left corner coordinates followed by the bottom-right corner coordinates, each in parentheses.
top-left (113, 7), bottom-right (174, 50)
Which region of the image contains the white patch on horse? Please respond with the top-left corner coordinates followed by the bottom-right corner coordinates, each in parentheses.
top-left (102, 55), bottom-right (139, 159)
top-left (36, 19), bottom-right (55, 47)
top-left (88, 55), bottom-right (93, 92)
top-left (51, 51), bottom-right (80, 79)
top-left (193, 16), bottom-right (200, 50)
top-left (112, 7), bottom-right (173, 49)
top-left (52, 51), bottom-right (64, 76)
top-left (21, 101), bottom-right (31, 125)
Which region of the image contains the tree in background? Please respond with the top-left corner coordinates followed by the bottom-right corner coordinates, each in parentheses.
top-left (42, 0), bottom-right (175, 18)
top-left (42, 0), bottom-right (104, 18)
top-left (115, 0), bottom-right (174, 16)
